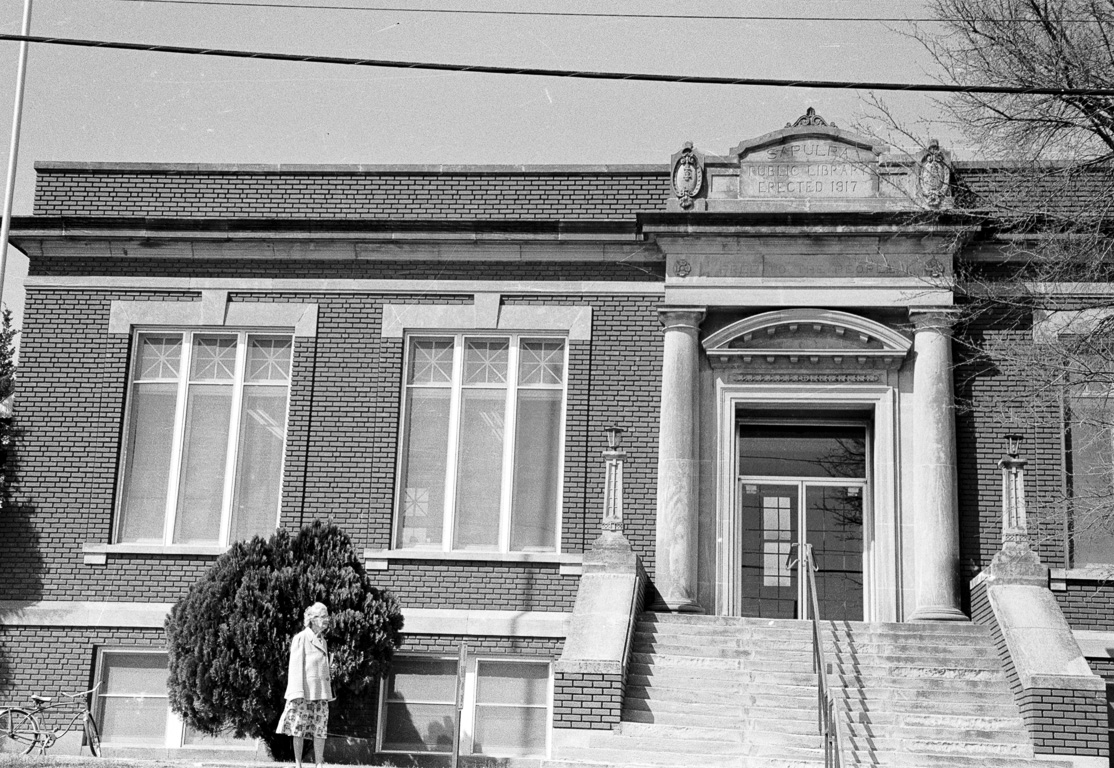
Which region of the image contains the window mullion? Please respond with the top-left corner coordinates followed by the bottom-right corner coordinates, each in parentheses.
top-left (554, 341), bottom-right (570, 554)
top-left (499, 339), bottom-right (518, 553)
top-left (442, 336), bottom-right (465, 551)
top-left (163, 333), bottom-right (191, 545)
top-left (218, 333), bottom-right (248, 546)
top-left (459, 656), bottom-right (478, 756)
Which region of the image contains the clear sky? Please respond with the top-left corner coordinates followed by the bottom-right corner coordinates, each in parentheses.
top-left (0, 0), bottom-right (950, 328)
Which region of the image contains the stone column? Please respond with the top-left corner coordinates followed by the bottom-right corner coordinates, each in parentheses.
top-left (653, 307), bottom-right (705, 612)
top-left (909, 308), bottom-right (966, 621)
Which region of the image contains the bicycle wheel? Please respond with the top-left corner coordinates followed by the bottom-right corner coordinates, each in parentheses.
top-left (0, 707), bottom-right (40, 754)
top-left (83, 714), bottom-right (101, 757)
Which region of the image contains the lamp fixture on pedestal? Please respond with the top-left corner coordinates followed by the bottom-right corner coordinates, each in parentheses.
top-left (601, 425), bottom-right (627, 534)
top-left (987, 433), bottom-right (1047, 583)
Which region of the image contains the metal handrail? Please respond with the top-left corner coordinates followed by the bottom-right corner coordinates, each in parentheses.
top-left (794, 543), bottom-right (848, 768)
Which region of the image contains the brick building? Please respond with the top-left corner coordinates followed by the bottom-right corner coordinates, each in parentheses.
top-left (1, 108), bottom-right (1113, 766)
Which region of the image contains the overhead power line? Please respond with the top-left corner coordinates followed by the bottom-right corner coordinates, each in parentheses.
top-left (3, 32), bottom-right (1114, 96)
top-left (110, 0), bottom-right (1114, 24)
top-left (109, 0), bottom-right (945, 23)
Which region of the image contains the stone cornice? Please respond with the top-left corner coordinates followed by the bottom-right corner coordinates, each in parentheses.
top-left (908, 306), bottom-right (963, 332)
top-left (9, 216), bottom-right (642, 242)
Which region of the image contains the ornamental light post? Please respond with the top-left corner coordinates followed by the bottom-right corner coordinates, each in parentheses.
top-left (601, 425), bottom-right (626, 535)
top-left (988, 433), bottom-right (1046, 583)
top-left (1000, 434), bottom-right (1029, 546)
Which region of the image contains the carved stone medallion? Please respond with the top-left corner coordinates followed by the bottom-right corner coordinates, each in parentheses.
top-left (670, 142), bottom-right (704, 210)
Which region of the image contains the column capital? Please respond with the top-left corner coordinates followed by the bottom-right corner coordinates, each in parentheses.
top-left (658, 306), bottom-right (706, 332)
top-left (908, 307), bottom-right (962, 333)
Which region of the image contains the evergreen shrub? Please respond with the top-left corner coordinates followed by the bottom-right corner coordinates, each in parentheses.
top-left (164, 520), bottom-right (404, 758)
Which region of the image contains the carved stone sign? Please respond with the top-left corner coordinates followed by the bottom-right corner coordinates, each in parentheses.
top-left (730, 109), bottom-right (882, 201)
top-left (662, 108), bottom-right (955, 213)
top-left (666, 108), bottom-right (924, 212)
top-left (738, 138), bottom-right (877, 199)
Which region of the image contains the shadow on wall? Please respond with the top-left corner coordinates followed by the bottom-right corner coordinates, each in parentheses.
top-left (0, 418), bottom-right (45, 691)
top-left (362, 693), bottom-right (515, 768)
top-left (953, 326), bottom-right (1004, 587)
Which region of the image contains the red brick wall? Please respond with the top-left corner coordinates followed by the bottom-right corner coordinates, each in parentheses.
top-left (378, 563), bottom-right (577, 612)
top-left (0, 285), bottom-right (663, 605)
top-left (954, 309), bottom-right (1068, 586)
top-left (30, 257), bottom-right (663, 283)
top-left (0, 626), bottom-right (163, 732)
top-left (32, 166), bottom-right (670, 220)
top-left (1056, 582), bottom-right (1114, 631)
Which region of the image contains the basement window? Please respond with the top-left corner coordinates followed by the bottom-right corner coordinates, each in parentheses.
top-left (378, 655), bottom-right (551, 757)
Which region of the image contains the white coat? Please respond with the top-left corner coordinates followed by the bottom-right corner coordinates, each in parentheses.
top-left (283, 627), bottom-right (334, 702)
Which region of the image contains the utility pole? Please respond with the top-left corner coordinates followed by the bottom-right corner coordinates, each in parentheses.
top-left (0, 0), bottom-right (34, 310)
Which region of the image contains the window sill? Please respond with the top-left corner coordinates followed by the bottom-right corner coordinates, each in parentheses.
top-left (1050, 566), bottom-right (1114, 590)
top-left (82, 542), bottom-right (229, 565)
top-left (363, 549), bottom-right (584, 575)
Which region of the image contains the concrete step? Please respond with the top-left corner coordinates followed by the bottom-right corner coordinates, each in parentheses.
top-left (589, 722), bottom-right (1033, 758)
top-left (842, 721), bottom-right (1031, 746)
top-left (631, 647), bottom-right (1003, 674)
top-left (573, 614), bottom-right (1038, 768)
top-left (555, 745), bottom-right (745, 767)
top-left (639, 613), bottom-right (991, 638)
top-left (634, 638), bottom-right (1000, 662)
top-left (546, 755), bottom-right (1066, 768)
top-left (629, 664), bottom-right (1006, 688)
top-left (623, 693), bottom-right (1022, 727)
top-left (619, 718), bottom-right (815, 738)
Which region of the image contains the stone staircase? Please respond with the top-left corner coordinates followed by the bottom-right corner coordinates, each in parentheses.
top-left (547, 612), bottom-right (1067, 768)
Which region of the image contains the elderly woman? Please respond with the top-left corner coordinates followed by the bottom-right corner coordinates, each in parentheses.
top-left (277, 602), bottom-right (334, 768)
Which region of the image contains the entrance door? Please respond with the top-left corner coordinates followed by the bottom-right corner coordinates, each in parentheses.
top-left (737, 422), bottom-right (867, 621)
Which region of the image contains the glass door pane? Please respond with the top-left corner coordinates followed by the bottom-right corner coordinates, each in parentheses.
top-left (738, 483), bottom-right (798, 619)
top-left (805, 484), bottom-right (864, 621)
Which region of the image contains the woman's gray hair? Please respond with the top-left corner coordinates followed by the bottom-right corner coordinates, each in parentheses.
top-left (303, 602), bottom-right (329, 627)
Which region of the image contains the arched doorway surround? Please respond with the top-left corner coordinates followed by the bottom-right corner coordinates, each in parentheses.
top-left (702, 309), bottom-right (913, 621)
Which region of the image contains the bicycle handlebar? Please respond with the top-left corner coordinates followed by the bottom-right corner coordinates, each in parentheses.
top-left (61, 682), bottom-right (102, 700)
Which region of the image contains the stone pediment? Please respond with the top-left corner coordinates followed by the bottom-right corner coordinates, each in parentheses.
top-left (666, 108), bottom-right (952, 213)
top-left (703, 309), bottom-right (911, 371)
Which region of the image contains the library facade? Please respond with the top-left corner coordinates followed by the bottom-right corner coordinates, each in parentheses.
top-left (2, 109), bottom-right (1113, 766)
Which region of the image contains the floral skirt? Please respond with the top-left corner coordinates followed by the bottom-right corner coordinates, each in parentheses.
top-left (276, 698), bottom-right (329, 738)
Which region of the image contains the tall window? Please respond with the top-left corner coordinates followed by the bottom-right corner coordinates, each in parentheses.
top-left (396, 335), bottom-right (566, 553)
top-left (1066, 382), bottom-right (1114, 565)
top-left (379, 656), bottom-right (550, 757)
top-left (117, 331), bottom-right (292, 546)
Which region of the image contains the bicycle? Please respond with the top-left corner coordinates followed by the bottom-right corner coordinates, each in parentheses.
top-left (0, 682), bottom-right (101, 756)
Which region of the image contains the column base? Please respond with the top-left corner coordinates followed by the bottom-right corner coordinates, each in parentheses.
top-left (648, 597), bottom-right (704, 614)
top-left (909, 605), bottom-right (968, 622)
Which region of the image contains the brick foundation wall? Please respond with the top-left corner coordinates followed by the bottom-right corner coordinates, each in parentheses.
top-left (0, 626), bottom-right (163, 731)
top-left (1017, 687), bottom-right (1108, 756)
top-left (971, 578), bottom-right (1109, 759)
top-left (552, 557), bottom-right (647, 732)
top-left (553, 672), bottom-right (623, 730)
top-left (1056, 581), bottom-right (1114, 631)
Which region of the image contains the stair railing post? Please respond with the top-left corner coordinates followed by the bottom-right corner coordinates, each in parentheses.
top-left (801, 543), bottom-right (844, 768)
